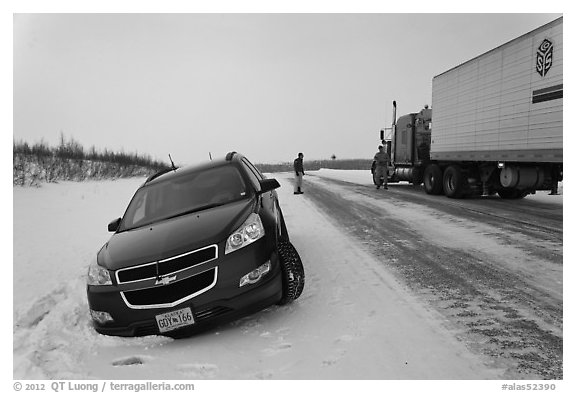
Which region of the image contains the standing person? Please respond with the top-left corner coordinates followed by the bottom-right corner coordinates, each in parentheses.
top-left (293, 152), bottom-right (305, 195)
top-left (374, 145), bottom-right (389, 189)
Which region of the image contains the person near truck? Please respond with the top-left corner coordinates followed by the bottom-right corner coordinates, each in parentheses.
top-left (293, 152), bottom-right (305, 194)
top-left (374, 145), bottom-right (389, 189)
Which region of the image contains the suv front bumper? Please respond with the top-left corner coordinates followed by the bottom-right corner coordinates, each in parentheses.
top-left (87, 242), bottom-right (283, 337)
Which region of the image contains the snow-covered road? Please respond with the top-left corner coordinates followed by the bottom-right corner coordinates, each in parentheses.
top-left (13, 173), bottom-right (517, 379)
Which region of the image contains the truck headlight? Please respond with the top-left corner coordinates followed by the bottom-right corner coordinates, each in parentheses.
top-left (225, 213), bottom-right (265, 254)
top-left (87, 261), bottom-right (113, 286)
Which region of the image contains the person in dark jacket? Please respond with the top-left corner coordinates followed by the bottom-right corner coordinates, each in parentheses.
top-left (294, 152), bottom-right (305, 194)
top-left (374, 145), bottom-right (389, 189)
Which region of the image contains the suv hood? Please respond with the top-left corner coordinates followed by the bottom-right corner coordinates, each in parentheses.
top-left (98, 198), bottom-right (256, 270)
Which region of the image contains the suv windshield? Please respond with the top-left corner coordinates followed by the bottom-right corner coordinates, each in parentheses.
top-left (120, 165), bottom-right (248, 231)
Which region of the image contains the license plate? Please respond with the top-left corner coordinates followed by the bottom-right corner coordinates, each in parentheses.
top-left (155, 307), bottom-right (195, 333)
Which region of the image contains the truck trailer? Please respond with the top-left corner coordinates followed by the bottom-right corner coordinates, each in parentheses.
top-left (376, 17), bottom-right (563, 199)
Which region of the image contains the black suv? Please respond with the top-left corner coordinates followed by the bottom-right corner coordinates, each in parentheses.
top-left (87, 152), bottom-right (304, 337)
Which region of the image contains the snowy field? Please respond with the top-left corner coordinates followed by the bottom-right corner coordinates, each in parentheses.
top-left (10, 170), bottom-right (567, 389)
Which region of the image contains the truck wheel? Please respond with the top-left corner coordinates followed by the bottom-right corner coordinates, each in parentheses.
top-left (423, 164), bottom-right (443, 195)
top-left (498, 189), bottom-right (528, 199)
top-left (443, 165), bottom-right (465, 198)
top-left (277, 240), bottom-right (305, 305)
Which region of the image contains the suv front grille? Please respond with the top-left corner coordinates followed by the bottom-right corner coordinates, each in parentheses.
top-left (121, 268), bottom-right (217, 309)
top-left (116, 245), bottom-right (217, 284)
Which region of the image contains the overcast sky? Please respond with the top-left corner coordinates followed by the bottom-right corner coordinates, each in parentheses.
top-left (13, 13), bottom-right (562, 165)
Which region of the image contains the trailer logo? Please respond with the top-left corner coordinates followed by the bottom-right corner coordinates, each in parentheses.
top-left (536, 39), bottom-right (553, 77)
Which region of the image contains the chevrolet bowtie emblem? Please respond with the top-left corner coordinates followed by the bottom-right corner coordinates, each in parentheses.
top-left (155, 275), bottom-right (177, 286)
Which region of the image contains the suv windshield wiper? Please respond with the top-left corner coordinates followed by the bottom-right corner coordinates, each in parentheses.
top-left (162, 202), bottom-right (227, 221)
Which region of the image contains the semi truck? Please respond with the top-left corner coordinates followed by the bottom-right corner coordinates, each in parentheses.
top-left (374, 17), bottom-right (563, 199)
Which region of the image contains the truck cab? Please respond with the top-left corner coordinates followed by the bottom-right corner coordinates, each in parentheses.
top-left (381, 103), bottom-right (432, 185)
top-left (392, 106), bottom-right (432, 168)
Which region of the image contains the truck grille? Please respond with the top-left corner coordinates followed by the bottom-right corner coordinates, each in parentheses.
top-left (116, 245), bottom-right (217, 284)
top-left (121, 268), bottom-right (217, 308)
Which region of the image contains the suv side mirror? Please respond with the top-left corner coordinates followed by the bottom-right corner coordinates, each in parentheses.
top-left (108, 218), bottom-right (122, 232)
top-left (258, 178), bottom-right (281, 194)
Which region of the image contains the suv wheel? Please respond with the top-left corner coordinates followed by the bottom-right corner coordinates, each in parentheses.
top-left (277, 240), bottom-right (305, 305)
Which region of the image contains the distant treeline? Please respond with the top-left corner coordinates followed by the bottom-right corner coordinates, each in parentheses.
top-left (256, 158), bottom-right (373, 173)
top-left (13, 135), bottom-right (169, 186)
top-left (13, 135), bottom-right (373, 186)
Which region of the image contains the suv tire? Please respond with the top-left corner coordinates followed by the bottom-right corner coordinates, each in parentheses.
top-left (277, 240), bottom-right (305, 305)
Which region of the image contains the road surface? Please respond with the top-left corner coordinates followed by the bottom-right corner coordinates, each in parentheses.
top-left (299, 172), bottom-right (563, 379)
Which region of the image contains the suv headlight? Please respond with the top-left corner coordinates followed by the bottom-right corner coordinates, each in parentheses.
top-left (87, 261), bottom-right (113, 286)
top-left (225, 213), bottom-right (265, 254)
